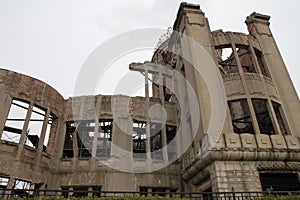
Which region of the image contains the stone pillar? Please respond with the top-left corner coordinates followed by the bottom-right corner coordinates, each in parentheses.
top-left (246, 13), bottom-right (300, 137)
top-left (110, 96), bottom-right (132, 165)
top-left (0, 92), bottom-right (12, 139)
top-left (16, 102), bottom-right (33, 160)
top-left (173, 3), bottom-right (231, 152)
top-left (210, 161), bottom-right (262, 193)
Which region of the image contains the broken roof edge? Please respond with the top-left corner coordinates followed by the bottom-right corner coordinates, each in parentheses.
top-left (246, 12), bottom-right (271, 26)
top-left (0, 67), bottom-right (65, 101)
top-left (173, 2), bottom-right (202, 31)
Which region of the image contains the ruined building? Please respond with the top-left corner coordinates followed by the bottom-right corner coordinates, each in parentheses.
top-left (0, 2), bottom-right (300, 195)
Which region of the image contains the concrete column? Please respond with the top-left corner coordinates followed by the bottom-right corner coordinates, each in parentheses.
top-left (36, 108), bottom-right (50, 165)
top-left (38, 108), bottom-right (50, 152)
top-left (16, 102), bottom-right (34, 160)
top-left (72, 127), bottom-right (79, 159)
top-left (144, 68), bottom-right (151, 160)
top-left (0, 93), bottom-right (12, 139)
top-left (92, 119), bottom-right (99, 158)
top-left (158, 72), bottom-right (168, 161)
top-left (246, 13), bottom-right (300, 137)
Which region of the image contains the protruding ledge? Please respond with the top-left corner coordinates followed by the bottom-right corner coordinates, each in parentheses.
top-left (250, 12), bottom-right (271, 21)
top-left (246, 12), bottom-right (271, 25)
top-left (173, 2), bottom-right (202, 31)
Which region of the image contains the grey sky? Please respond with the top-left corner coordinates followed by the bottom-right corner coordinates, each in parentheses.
top-left (0, 0), bottom-right (299, 98)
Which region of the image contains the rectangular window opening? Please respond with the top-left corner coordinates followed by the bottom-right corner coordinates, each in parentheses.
top-left (63, 122), bottom-right (75, 158)
top-left (2, 99), bottom-right (30, 144)
top-left (255, 49), bottom-right (270, 77)
top-left (166, 125), bottom-right (177, 161)
top-left (163, 76), bottom-right (173, 102)
top-left (150, 123), bottom-right (163, 160)
top-left (237, 46), bottom-right (257, 74)
top-left (96, 120), bottom-right (112, 158)
top-left (259, 173), bottom-right (300, 191)
top-left (92, 186), bottom-right (101, 197)
top-left (73, 187), bottom-right (88, 197)
top-left (13, 179), bottom-right (33, 190)
top-left (43, 113), bottom-right (56, 152)
top-left (77, 121), bottom-right (94, 158)
top-left (216, 47), bottom-right (239, 75)
top-left (133, 121), bottom-right (146, 159)
top-left (252, 99), bottom-right (275, 135)
top-left (228, 99), bottom-right (254, 134)
top-left (12, 179), bottom-right (35, 198)
top-left (0, 177), bottom-right (9, 189)
top-left (272, 102), bottom-right (289, 135)
top-left (25, 105), bottom-right (46, 149)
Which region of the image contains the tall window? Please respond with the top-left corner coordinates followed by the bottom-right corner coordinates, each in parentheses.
top-left (228, 99), bottom-right (254, 134)
top-left (25, 105), bottom-right (45, 149)
top-left (166, 125), bottom-right (177, 161)
top-left (228, 98), bottom-right (289, 135)
top-left (63, 120), bottom-right (113, 159)
top-left (272, 101), bottom-right (289, 135)
top-left (77, 121), bottom-right (94, 158)
top-left (96, 120), bottom-right (112, 158)
top-left (150, 123), bottom-right (163, 160)
top-left (2, 99), bottom-right (55, 152)
top-left (2, 99), bottom-right (29, 143)
top-left (255, 49), bottom-right (270, 77)
top-left (63, 122), bottom-right (75, 158)
top-left (237, 46), bottom-right (257, 73)
top-left (216, 47), bottom-right (239, 75)
top-left (132, 121), bottom-right (146, 159)
top-left (252, 99), bottom-right (275, 135)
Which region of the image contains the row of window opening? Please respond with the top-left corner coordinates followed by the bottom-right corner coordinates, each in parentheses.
top-left (216, 46), bottom-right (269, 77)
top-left (63, 120), bottom-right (177, 161)
top-left (1, 99), bottom-right (56, 153)
top-left (228, 98), bottom-right (288, 135)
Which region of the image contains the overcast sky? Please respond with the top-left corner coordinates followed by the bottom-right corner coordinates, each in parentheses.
top-left (0, 0), bottom-right (299, 99)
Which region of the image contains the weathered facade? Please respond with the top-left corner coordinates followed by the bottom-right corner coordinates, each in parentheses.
top-left (0, 2), bottom-right (299, 195)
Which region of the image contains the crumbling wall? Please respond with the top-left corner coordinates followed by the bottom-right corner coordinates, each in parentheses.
top-left (0, 68), bottom-right (65, 190)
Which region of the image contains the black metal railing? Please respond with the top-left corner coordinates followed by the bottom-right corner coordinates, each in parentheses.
top-left (0, 189), bottom-right (299, 199)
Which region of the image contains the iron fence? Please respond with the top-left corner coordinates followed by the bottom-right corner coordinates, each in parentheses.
top-left (0, 188), bottom-right (299, 199)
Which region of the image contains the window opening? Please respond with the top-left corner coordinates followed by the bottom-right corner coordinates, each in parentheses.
top-left (260, 173), bottom-right (300, 191)
top-left (92, 186), bottom-right (101, 197)
top-left (96, 120), bottom-right (112, 158)
top-left (228, 99), bottom-right (254, 134)
top-left (150, 123), bottom-right (163, 160)
top-left (272, 102), bottom-right (289, 135)
top-left (236, 47), bottom-right (257, 73)
top-left (0, 177), bottom-right (9, 189)
top-left (12, 179), bottom-right (34, 198)
top-left (77, 121), bottom-right (94, 158)
top-left (152, 74), bottom-right (173, 101)
top-left (252, 99), bottom-right (275, 135)
top-left (61, 187), bottom-right (69, 198)
top-left (2, 99), bottom-right (29, 143)
top-left (255, 49), bottom-right (270, 77)
top-left (63, 122), bottom-right (75, 158)
top-left (216, 47), bottom-right (239, 75)
top-left (72, 187), bottom-right (88, 197)
top-left (166, 125), bottom-right (177, 161)
top-left (25, 105), bottom-right (46, 149)
top-left (133, 121), bottom-right (146, 159)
